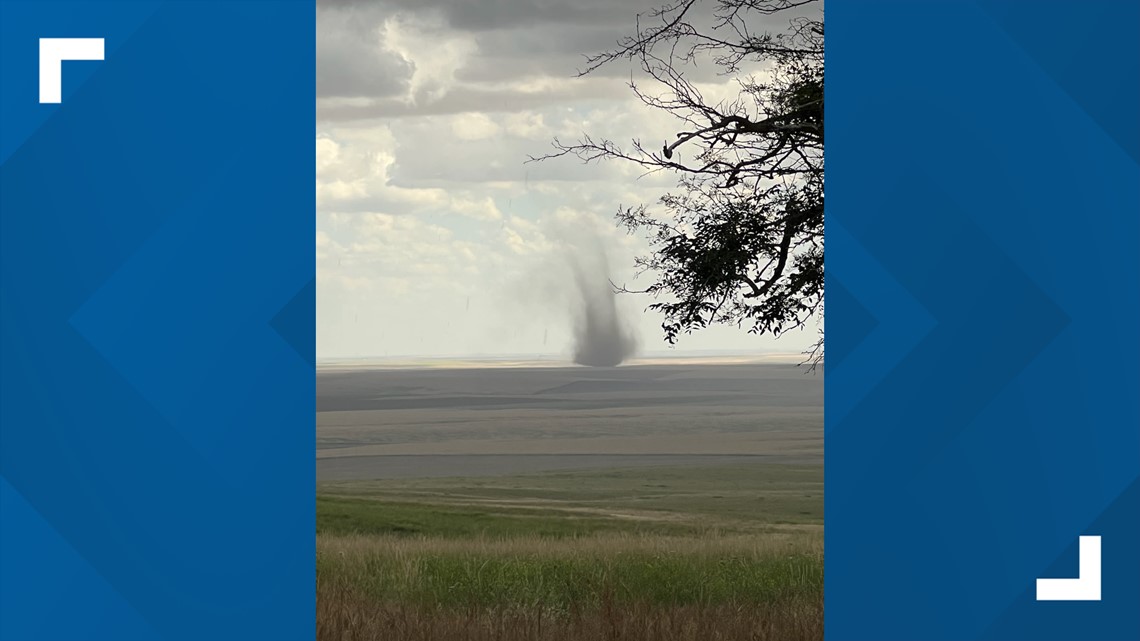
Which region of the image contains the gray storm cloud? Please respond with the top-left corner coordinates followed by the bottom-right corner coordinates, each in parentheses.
top-left (563, 237), bottom-right (638, 367)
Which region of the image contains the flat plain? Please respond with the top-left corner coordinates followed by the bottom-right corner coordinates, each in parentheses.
top-left (317, 361), bottom-right (822, 480)
top-left (317, 360), bottom-right (823, 641)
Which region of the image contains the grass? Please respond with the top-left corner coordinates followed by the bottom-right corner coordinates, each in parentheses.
top-left (319, 532), bottom-right (821, 608)
top-left (317, 598), bottom-right (823, 641)
top-left (318, 463), bottom-right (823, 534)
top-left (317, 463), bottom-right (823, 641)
top-left (317, 496), bottom-right (700, 538)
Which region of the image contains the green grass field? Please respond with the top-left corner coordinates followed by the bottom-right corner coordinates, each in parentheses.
top-left (317, 463), bottom-right (823, 641)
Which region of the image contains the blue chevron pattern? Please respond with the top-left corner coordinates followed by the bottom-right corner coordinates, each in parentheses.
top-left (826, 1), bottom-right (1139, 639)
top-left (0, 2), bottom-right (314, 640)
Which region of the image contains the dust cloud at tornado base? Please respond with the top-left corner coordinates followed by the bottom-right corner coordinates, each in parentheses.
top-left (501, 224), bottom-right (640, 367)
top-left (565, 243), bottom-right (638, 366)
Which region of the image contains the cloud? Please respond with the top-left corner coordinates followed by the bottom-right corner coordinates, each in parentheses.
top-left (316, 8), bottom-right (412, 98)
top-left (381, 13), bottom-right (479, 104)
top-left (315, 0), bottom-right (820, 358)
top-left (450, 113), bottom-right (502, 141)
top-left (320, 0), bottom-right (648, 31)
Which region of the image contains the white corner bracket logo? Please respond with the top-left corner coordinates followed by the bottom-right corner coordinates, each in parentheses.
top-left (1036, 535), bottom-right (1101, 601)
top-left (39, 38), bottom-right (105, 104)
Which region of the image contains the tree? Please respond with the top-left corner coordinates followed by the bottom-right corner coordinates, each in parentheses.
top-left (534, 0), bottom-right (824, 366)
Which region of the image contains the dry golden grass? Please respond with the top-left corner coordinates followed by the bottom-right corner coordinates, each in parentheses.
top-left (317, 589), bottom-right (823, 641)
top-left (317, 462), bottom-right (823, 641)
top-left (317, 532), bottom-right (822, 641)
top-left (318, 530), bottom-right (821, 559)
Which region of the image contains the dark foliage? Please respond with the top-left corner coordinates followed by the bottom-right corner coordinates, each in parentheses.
top-left (534, 0), bottom-right (824, 366)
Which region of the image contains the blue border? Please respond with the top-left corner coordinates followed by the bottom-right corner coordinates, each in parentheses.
top-left (827, 1), bottom-right (1139, 639)
top-left (1, 1), bottom-right (315, 639)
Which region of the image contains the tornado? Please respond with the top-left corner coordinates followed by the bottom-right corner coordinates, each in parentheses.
top-left (565, 241), bottom-right (638, 367)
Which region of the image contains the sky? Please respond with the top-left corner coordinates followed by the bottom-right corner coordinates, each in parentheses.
top-left (315, 0), bottom-right (821, 360)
